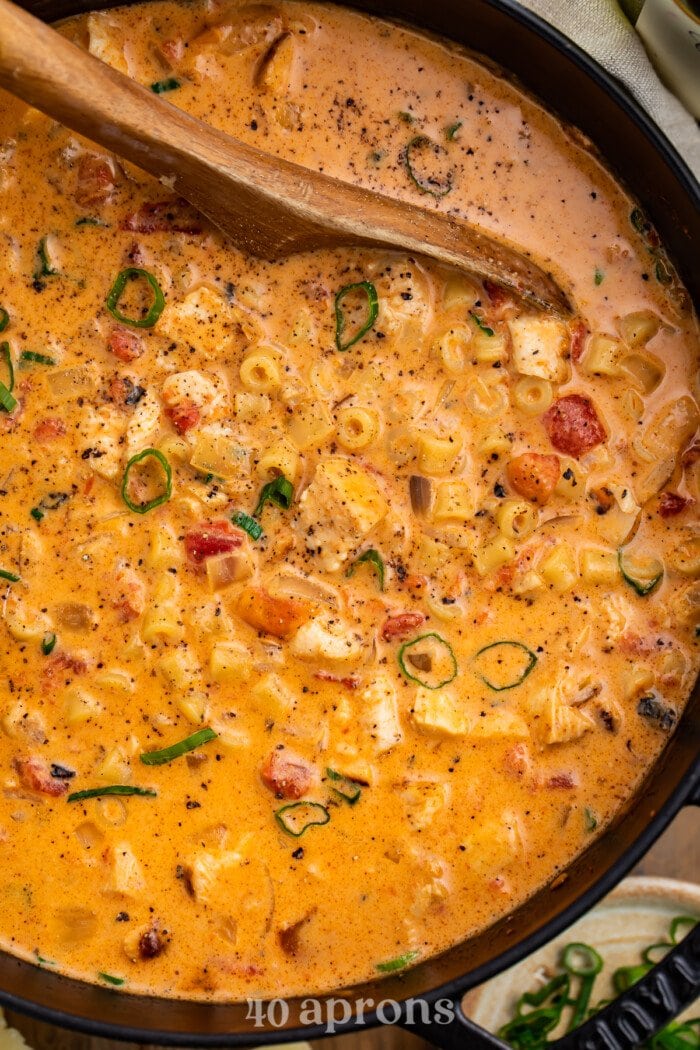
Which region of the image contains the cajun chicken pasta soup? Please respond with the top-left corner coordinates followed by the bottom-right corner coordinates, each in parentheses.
top-left (0, 0), bottom-right (697, 1002)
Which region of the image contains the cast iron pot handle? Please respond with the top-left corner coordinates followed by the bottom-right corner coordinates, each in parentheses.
top-left (400, 924), bottom-right (700, 1049)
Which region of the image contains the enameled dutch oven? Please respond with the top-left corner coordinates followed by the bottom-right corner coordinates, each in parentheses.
top-left (1, 1), bottom-right (699, 1046)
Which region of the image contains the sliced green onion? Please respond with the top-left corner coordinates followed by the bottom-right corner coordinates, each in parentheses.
top-left (121, 448), bottom-right (172, 514)
top-left (140, 727), bottom-right (217, 766)
top-left (594, 268), bottom-right (605, 286)
top-left (404, 135), bottom-right (454, 198)
top-left (584, 807), bottom-right (598, 833)
top-left (613, 962), bottom-right (651, 993)
top-left (34, 952), bottom-right (56, 966)
top-left (41, 632), bottom-right (57, 655)
top-left (643, 942), bottom-right (672, 966)
top-left (275, 801), bottom-right (330, 838)
top-left (0, 381), bottom-right (17, 413)
top-left (326, 767), bottom-right (362, 805)
top-left (346, 548), bottom-right (384, 590)
top-left (398, 632), bottom-right (458, 690)
top-left (30, 507), bottom-right (45, 522)
top-left (470, 311), bottom-right (494, 337)
top-left (231, 509), bottom-right (263, 541)
top-left (75, 216), bottom-right (106, 227)
top-left (0, 569), bottom-right (20, 583)
top-left (20, 351), bottom-right (56, 368)
top-left (445, 121), bottom-right (462, 141)
top-left (562, 943), bottom-right (603, 977)
top-left (618, 547), bottom-right (663, 596)
top-left (398, 110), bottom-right (415, 124)
top-left (98, 972), bottom-right (126, 986)
top-left (253, 474), bottom-right (294, 518)
top-left (68, 785), bottom-right (157, 803)
top-left (1, 341), bottom-right (13, 392)
top-left (376, 949), bottom-right (419, 974)
top-left (655, 257), bottom-right (673, 286)
top-left (670, 916), bottom-right (698, 944)
top-left (630, 207), bottom-right (649, 235)
top-left (0, 307), bottom-right (8, 332)
top-left (498, 973), bottom-right (570, 1046)
top-left (334, 281), bottom-right (379, 352)
top-left (472, 640), bottom-right (537, 692)
top-left (106, 267), bottom-right (165, 329)
top-left (151, 77), bottom-right (181, 94)
top-left (35, 235), bottom-right (59, 278)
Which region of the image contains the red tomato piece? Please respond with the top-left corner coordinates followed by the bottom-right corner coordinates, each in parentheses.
top-left (261, 751), bottom-right (313, 800)
top-left (184, 521), bottom-right (242, 564)
top-left (542, 394), bottom-right (606, 458)
top-left (381, 611), bottom-right (426, 642)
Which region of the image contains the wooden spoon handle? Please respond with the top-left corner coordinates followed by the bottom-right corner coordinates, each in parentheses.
top-left (0, 0), bottom-right (571, 313)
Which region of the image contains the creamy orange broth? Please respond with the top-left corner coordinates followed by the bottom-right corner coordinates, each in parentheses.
top-left (0, 0), bottom-right (698, 1002)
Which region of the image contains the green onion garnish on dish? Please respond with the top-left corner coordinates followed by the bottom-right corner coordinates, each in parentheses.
top-left (404, 134), bottom-right (454, 198)
top-left (106, 267), bottom-right (165, 328)
top-left (398, 632), bottom-right (458, 690)
top-left (35, 235), bottom-right (59, 279)
top-left (67, 785), bottom-right (157, 803)
top-left (0, 307), bottom-right (9, 332)
top-left (445, 121), bottom-right (462, 141)
top-left (97, 972), bottom-right (126, 987)
top-left (30, 507), bottom-right (45, 522)
top-left (121, 448), bottom-right (172, 514)
top-left (253, 474), bottom-right (294, 518)
top-left (0, 569), bottom-right (20, 583)
top-left (20, 350), bottom-right (56, 367)
top-left (41, 632), bottom-right (57, 655)
top-left (470, 311), bottom-right (494, 337)
top-left (376, 949), bottom-right (419, 974)
top-left (0, 381), bottom-right (16, 413)
top-left (618, 547), bottom-right (663, 596)
top-left (472, 640), bottom-right (537, 692)
top-left (326, 768), bottom-right (362, 805)
top-left (275, 801), bottom-right (330, 838)
top-left (140, 727), bottom-right (217, 766)
top-left (231, 510), bottom-right (263, 541)
top-left (151, 77), bottom-right (181, 94)
top-left (334, 281), bottom-right (379, 351)
top-left (346, 548), bottom-right (384, 591)
top-left (1, 341), bottom-right (14, 392)
top-left (75, 216), bottom-right (105, 227)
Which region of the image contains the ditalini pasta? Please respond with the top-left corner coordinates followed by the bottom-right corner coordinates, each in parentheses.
top-left (0, 0), bottom-right (697, 1002)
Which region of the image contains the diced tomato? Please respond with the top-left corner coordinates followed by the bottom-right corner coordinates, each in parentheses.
top-left (569, 319), bottom-right (588, 363)
top-left (108, 325), bottom-right (143, 363)
top-left (506, 452), bottom-right (560, 505)
top-left (658, 492), bottom-right (692, 518)
top-left (33, 417), bottom-right (66, 442)
top-left (185, 521), bottom-right (243, 564)
top-left (237, 587), bottom-right (310, 639)
top-left (381, 611), bottom-right (426, 642)
top-left (42, 653), bottom-right (88, 688)
top-left (542, 394), bottom-right (606, 458)
top-left (121, 199), bottom-right (202, 234)
top-left (75, 154), bottom-right (117, 207)
top-left (261, 751), bottom-right (312, 800)
top-left (13, 756), bottom-right (69, 797)
top-left (314, 671), bottom-right (359, 690)
top-left (483, 279), bottom-right (509, 308)
top-left (165, 400), bottom-right (200, 435)
top-left (546, 771), bottom-right (578, 789)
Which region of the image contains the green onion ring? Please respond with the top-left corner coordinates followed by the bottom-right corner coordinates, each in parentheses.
top-left (106, 267), bottom-right (165, 328)
top-left (140, 727), bottom-right (217, 766)
top-left (334, 281), bottom-right (379, 351)
top-left (121, 448), bottom-right (172, 515)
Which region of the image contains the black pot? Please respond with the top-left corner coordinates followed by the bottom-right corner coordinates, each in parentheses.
top-left (2, 1), bottom-right (699, 1047)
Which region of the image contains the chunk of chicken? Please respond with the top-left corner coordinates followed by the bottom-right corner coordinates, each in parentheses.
top-left (296, 457), bottom-right (388, 572)
top-left (289, 615), bottom-right (364, 664)
top-left (508, 315), bottom-right (569, 382)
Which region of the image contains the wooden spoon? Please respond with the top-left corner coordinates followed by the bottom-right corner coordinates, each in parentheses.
top-left (0, 0), bottom-right (572, 314)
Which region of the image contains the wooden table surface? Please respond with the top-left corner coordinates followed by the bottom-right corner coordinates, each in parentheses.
top-left (5, 807), bottom-right (698, 1050)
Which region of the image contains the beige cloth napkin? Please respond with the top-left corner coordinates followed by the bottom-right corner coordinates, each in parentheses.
top-left (518, 0), bottom-right (700, 177)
